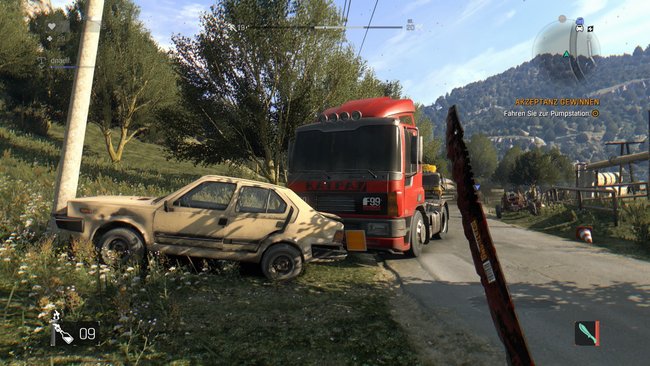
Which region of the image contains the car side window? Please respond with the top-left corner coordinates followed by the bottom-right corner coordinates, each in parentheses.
top-left (175, 182), bottom-right (236, 210)
top-left (267, 191), bottom-right (287, 213)
top-left (237, 187), bottom-right (287, 214)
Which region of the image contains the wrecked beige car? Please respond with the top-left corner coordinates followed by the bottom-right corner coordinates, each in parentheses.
top-left (54, 175), bottom-right (345, 280)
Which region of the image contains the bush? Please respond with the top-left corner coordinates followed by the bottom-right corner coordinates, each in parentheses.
top-left (622, 201), bottom-right (650, 246)
top-left (19, 104), bottom-right (51, 136)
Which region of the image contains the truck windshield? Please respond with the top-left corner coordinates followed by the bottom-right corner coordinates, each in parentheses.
top-left (291, 125), bottom-right (400, 172)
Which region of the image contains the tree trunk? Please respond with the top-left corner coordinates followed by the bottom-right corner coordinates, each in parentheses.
top-left (113, 126), bottom-right (129, 163)
top-left (262, 159), bottom-right (277, 184)
top-left (102, 130), bottom-right (119, 163)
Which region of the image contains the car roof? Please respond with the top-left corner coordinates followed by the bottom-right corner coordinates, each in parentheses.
top-left (199, 175), bottom-right (292, 193)
top-left (196, 175), bottom-right (316, 214)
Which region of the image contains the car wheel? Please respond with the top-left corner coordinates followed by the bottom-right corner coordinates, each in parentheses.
top-left (433, 205), bottom-right (449, 240)
top-left (496, 204), bottom-right (502, 219)
top-left (97, 227), bottom-right (146, 268)
top-left (261, 244), bottom-right (303, 281)
top-left (406, 211), bottom-right (425, 257)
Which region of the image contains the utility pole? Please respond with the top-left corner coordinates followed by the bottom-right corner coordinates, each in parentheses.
top-left (51, 0), bottom-right (104, 217)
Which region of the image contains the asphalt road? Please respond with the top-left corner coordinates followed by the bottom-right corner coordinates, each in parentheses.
top-left (384, 204), bottom-right (650, 366)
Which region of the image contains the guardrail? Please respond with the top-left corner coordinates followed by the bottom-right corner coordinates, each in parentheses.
top-left (546, 186), bottom-right (620, 226)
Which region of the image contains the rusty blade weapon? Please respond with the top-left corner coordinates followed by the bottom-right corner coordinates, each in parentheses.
top-left (446, 105), bottom-right (534, 366)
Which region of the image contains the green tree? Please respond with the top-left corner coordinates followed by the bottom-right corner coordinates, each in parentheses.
top-left (166, 0), bottom-right (393, 183)
top-left (0, 1), bottom-right (38, 78)
top-left (493, 146), bottom-right (523, 185)
top-left (510, 148), bottom-right (573, 187)
top-left (466, 133), bottom-right (497, 181)
top-left (69, 0), bottom-right (178, 163)
top-left (0, 0), bottom-right (39, 107)
top-left (415, 104), bottom-right (447, 175)
top-left (28, 9), bottom-right (77, 122)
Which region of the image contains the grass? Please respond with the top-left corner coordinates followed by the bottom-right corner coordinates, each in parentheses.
top-left (0, 117), bottom-right (422, 365)
top-left (498, 202), bottom-right (650, 261)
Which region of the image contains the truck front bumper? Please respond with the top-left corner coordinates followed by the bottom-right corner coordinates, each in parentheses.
top-left (341, 218), bottom-right (410, 253)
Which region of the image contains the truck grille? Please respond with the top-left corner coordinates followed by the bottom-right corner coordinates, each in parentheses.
top-left (316, 195), bottom-right (356, 213)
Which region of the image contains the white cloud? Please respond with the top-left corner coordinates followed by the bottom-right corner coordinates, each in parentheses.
top-left (456, 0), bottom-right (492, 25)
top-left (140, 2), bottom-right (208, 51)
top-left (367, 29), bottom-right (431, 73)
top-left (574, 0), bottom-right (608, 18)
top-left (410, 39), bottom-right (532, 104)
top-left (402, 0), bottom-right (432, 14)
top-left (178, 3), bottom-right (206, 23)
top-left (495, 9), bottom-right (517, 27)
top-left (587, 0), bottom-right (650, 55)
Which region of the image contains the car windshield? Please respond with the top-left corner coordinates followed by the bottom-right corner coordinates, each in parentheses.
top-left (290, 125), bottom-right (400, 172)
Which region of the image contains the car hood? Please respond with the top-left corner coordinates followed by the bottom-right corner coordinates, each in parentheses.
top-left (69, 196), bottom-right (159, 207)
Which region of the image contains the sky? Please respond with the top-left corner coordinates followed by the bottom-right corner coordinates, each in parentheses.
top-left (50, 0), bottom-right (650, 105)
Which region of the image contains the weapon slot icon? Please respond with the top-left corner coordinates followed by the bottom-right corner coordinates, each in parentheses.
top-left (52, 323), bottom-right (74, 344)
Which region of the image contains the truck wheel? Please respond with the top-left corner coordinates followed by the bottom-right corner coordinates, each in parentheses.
top-left (496, 205), bottom-right (502, 219)
top-left (97, 227), bottom-right (146, 268)
top-left (261, 244), bottom-right (303, 281)
top-left (433, 205), bottom-right (449, 240)
top-left (406, 211), bottom-right (426, 257)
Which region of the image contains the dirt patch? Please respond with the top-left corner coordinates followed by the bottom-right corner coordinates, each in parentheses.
top-left (379, 263), bottom-right (505, 365)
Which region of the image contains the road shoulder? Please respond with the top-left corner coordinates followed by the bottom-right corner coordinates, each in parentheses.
top-left (380, 258), bottom-right (505, 365)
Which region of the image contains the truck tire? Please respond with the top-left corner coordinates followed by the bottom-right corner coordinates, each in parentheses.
top-left (97, 227), bottom-right (146, 268)
top-left (433, 205), bottom-right (449, 240)
top-left (406, 211), bottom-right (426, 257)
top-left (261, 244), bottom-right (303, 281)
top-left (496, 204), bottom-right (502, 219)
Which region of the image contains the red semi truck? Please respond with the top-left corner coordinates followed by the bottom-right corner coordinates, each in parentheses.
top-left (287, 97), bottom-right (449, 257)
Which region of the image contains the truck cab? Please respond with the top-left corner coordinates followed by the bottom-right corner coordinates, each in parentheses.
top-left (287, 97), bottom-right (449, 257)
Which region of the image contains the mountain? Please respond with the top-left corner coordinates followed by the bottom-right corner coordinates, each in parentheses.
top-left (423, 45), bottom-right (650, 168)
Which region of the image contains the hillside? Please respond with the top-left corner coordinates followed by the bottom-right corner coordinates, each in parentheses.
top-left (423, 45), bottom-right (650, 172)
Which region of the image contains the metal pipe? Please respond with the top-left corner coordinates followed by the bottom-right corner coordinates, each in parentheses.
top-left (585, 151), bottom-right (649, 170)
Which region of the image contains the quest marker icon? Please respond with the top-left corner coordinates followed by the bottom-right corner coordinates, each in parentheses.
top-left (575, 320), bottom-right (600, 346)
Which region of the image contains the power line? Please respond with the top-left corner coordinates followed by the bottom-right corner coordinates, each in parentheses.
top-left (357, 0), bottom-right (378, 57)
top-left (344, 0), bottom-right (352, 27)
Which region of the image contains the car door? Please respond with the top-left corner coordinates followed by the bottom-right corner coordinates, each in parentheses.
top-left (153, 180), bottom-right (236, 249)
top-left (222, 186), bottom-right (291, 252)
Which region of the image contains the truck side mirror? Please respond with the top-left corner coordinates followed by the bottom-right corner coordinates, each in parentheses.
top-left (418, 136), bottom-right (424, 164)
top-left (164, 200), bottom-right (174, 212)
top-left (410, 135), bottom-right (418, 164)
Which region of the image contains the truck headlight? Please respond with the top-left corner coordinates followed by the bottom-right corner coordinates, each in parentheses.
top-left (367, 222), bottom-right (389, 236)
